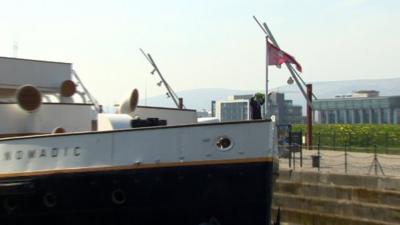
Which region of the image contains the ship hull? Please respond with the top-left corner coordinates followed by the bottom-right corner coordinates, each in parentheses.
top-left (0, 160), bottom-right (273, 225)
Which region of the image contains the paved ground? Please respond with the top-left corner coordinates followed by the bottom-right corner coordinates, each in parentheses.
top-left (279, 149), bottom-right (400, 177)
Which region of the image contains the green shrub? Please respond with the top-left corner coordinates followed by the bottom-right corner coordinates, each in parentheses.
top-left (292, 124), bottom-right (400, 149)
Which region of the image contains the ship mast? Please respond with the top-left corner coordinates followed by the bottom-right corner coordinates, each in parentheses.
top-left (140, 48), bottom-right (184, 109)
top-left (252, 16), bottom-right (318, 110)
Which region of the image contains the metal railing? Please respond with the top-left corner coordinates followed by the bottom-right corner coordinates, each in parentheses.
top-left (281, 142), bottom-right (400, 176)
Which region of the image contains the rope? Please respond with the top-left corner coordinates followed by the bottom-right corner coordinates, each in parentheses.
top-left (347, 161), bottom-right (371, 165)
top-left (348, 165), bottom-right (371, 169)
top-left (322, 163), bottom-right (346, 167)
top-left (377, 154), bottom-right (400, 160)
top-left (381, 165), bottom-right (400, 170)
top-left (347, 154), bottom-right (373, 159)
top-left (319, 152), bottom-right (343, 158)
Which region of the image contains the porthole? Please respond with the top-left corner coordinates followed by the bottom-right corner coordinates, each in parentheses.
top-left (111, 189), bottom-right (127, 205)
top-left (43, 192), bottom-right (57, 208)
top-left (3, 197), bottom-right (17, 212)
top-left (215, 136), bottom-right (233, 151)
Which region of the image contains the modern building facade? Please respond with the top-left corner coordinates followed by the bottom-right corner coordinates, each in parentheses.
top-left (269, 93), bottom-right (303, 124)
top-left (313, 90), bottom-right (400, 124)
top-left (214, 99), bottom-right (251, 122)
top-left (212, 92), bottom-right (303, 124)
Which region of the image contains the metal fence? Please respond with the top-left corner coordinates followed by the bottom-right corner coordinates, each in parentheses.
top-left (310, 131), bottom-right (400, 155)
top-left (316, 145), bottom-right (400, 176)
top-left (283, 145), bottom-right (400, 177)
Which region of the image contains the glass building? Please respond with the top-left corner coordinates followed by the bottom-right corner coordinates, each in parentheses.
top-left (313, 90), bottom-right (400, 124)
top-left (215, 100), bottom-right (250, 122)
top-left (212, 93), bottom-right (303, 124)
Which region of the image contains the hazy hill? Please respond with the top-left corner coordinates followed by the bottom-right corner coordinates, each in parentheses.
top-left (139, 88), bottom-right (255, 110)
top-left (139, 77), bottom-right (400, 114)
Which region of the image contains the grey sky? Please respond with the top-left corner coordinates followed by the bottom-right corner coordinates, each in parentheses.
top-left (0, 0), bottom-right (399, 105)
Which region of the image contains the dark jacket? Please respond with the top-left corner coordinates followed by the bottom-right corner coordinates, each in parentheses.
top-left (250, 97), bottom-right (264, 119)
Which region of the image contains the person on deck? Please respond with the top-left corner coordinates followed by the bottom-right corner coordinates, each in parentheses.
top-left (250, 93), bottom-right (265, 120)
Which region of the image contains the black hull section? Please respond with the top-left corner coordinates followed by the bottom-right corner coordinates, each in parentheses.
top-left (0, 162), bottom-right (273, 225)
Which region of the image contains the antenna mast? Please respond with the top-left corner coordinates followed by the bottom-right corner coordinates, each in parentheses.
top-left (140, 48), bottom-right (184, 109)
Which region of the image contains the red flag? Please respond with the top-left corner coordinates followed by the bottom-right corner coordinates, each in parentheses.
top-left (267, 40), bottom-right (302, 73)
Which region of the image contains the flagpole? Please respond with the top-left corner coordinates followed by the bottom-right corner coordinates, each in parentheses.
top-left (262, 22), bottom-right (313, 108)
top-left (265, 36), bottom-right (269, 119)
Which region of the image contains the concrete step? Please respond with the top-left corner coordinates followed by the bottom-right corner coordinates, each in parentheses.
top-left (275, 180), bottom-right (400, 207)
top-left (273, 192), bottom-right (400, 224)
top-left (272, 206), bottom-right (399, 225)
top-left (278, 169), bottom-right (400, 191)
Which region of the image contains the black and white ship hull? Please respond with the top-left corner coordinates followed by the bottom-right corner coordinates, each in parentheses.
top-left (1, 159), bottom-right (273, 225)
top-left (0, 120), bottom-right (276, 225)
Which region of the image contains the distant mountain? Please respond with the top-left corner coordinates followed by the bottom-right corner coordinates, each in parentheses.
top-left (139, 88), bottom-right (255, 110)
top-left (139, 77), bottom-right (400, 114)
